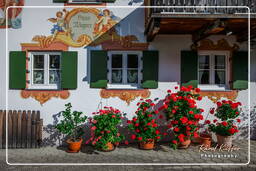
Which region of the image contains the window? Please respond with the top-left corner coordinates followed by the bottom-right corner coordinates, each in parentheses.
top-left (198, 51), bottom-right (229, 90)
top-left (107, 51), bottom-right (142, 89)
top-left (28, 52), bottom-right (61, 89)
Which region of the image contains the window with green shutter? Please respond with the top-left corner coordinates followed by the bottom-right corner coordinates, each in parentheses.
top-left (90, 50), bottom-right (108, 88)
top-left (142, 51), bottom-right (159, 89)
top-left (61, 51), bottom-right (78, 89)
top-left (180, 51), bottom-right (198, 88)
top-left (232, 51), bottom-right (248, 90)
top-left (9, 51), bottom-right (26, 89)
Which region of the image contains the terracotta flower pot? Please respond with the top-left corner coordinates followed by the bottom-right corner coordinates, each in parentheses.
top-left (66, 138), bottom-right (82, 153)
top-left (139, 139), bottom-right (155, 150)
top-left (178, 138), bottom-right (191, 149)
top-left (216, 134), bottom-right (233, 147)
top-left (102, 142), bottom-right (115, 152)
top-left (200, 133), bottom-right (212, 147)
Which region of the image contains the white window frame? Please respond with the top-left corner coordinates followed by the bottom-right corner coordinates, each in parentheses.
top-left (198, 51), bottom-right (230, 91)
top-left (107, 51), bottom-right (142, 89)
top-left (28, 52), bottom-right (61, 90)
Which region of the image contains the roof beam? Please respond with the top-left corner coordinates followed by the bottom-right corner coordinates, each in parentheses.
top-left (192, 19), bottom-right (226, 44)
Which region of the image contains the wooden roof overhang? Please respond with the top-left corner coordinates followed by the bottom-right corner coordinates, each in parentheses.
top-left (145, 13), bottom-right (256, 44)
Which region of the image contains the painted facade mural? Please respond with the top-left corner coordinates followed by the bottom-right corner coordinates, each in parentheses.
top-left (33, 8), bottom-right (120, 48)
top-left (0, 0), bottom-right (24, 29)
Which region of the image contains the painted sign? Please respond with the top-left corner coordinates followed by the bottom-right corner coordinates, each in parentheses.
top-left (33, 8), bottom-right (119, 48)
top-left (0, 0), bottom-right (24, 29)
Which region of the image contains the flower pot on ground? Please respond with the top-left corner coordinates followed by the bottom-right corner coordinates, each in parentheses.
top-left (158, 86), bottom-right (204, 150)
top-left (127, 99), bottom-right (162, 150)
top-left (55, 103), bottom-right (87, 153)
top-left (178, 137), bottom-right (191, 149)
top-left (88, 107), bottom-right (124, 152)
top-left (208, 100), bottom-right (241, 148)
top-left (139, 139), bottom-right (155, 150)
top-left (199, 133), bottom-right (212, 147)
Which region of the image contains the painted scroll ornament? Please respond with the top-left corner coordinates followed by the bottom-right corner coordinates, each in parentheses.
top-left (21, 90), bottom-right (70, 105)
top-left (100, 89), bottom-right (151, 105)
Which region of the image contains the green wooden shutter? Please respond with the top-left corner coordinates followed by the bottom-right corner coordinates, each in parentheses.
top-left (181, 51), bottom-right (198, 88)
top-left (53, 0), bottom-right (67, 3)
top-left (142, 51), bottom-right (159, 89)
top-left (232, 51), bottom-right (248, 90)
top-left (9, 51), bottom-right (26, 89)
top-left (61, 51), bottom-right (78, 89)
top-left (90, 50), bottom-right (108, 88)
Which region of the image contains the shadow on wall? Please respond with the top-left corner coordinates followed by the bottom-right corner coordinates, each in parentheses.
top-left (41, 98), bottom-right (174, 147)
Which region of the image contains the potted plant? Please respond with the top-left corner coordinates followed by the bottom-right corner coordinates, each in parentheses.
top-left (127, 99), bottom-right (162, 150)
top-left (208, 100), bottom-right (241, 147)
top-left (55, 103), bottom-right (87, 153)
top-left (89, 107), bottom-right (124, 151)
top-left (158, 86), bottom-right (204, 149)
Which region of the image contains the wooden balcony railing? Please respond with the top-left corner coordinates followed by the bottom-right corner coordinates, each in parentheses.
top-left (146, 0), bottom-right (256, 15)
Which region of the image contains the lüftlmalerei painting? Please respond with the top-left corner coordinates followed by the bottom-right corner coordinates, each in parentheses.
top-left (0, 0), bottom-right (24, 29)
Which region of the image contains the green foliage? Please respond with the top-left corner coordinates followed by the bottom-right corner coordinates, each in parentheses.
top-left (128, 99), bottom-right (162, 142)
top-left (90, 107), bottom-right (124, 150)
top-left (208, 100), bottom-right (241, 136)
top-left (55, 103), bottom-right (87, 141)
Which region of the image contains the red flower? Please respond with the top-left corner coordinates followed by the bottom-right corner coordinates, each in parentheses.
top-left (163, 132), bottom-right (168, 136)
top-left (194, 114), bottom-right (200, 119)
top-left (213, 119), bottom-right (217, 123)
top-left (136, 102), bottom-right (140, 106)
top-left (155, 110), bottom-right (159, 114)
top-left (200, 109), bottom-right (204, 113)
top-left (189, 111), bottom-right (194, 114)
top-left (221, 121), bottom-right (228, 126)
top-left (156, 130), bottom-right (160, 134)
top-left (195, 88), bottom-right (200, 93)
top-left (186, 126), bottom-right (191, 131)
top-left (205, 120), bottom-right (211, 124)
top-left (124, 140), bottom-right (129, 145)
top-left (112, 115), bottom-right (116, 118)
top-left (135, 129), bottom-right (140, 133)
top-left (172, 110), bottom-right (176, 114)
top-left (237, 119), bottom-right (241, 123)
top-left (135, 123), bottom-right (139, 127)
top-left (187, 121), bottom-right (193, 125)
top-left (163, 104), bottom-right (168, 109)
top-left (175, 86), bottom-right (178, 89)
top-left (150, 103), bottom-right (155, 106)
top-left (106, 130), bottom-right (110, 133)
top-left (137, 137), bottom-right (142, 141)
top-left (217, 102), bottom-right (222, 107)
top-left (152, 123), bottom-right (158, 127)
top-left (91, 126), bottom-right (97, 131)
top-left (231, 103), bottom-right (238, 109)
top-left (174, 127), bottom-right (179, 132)
top-left (131, 134), bottom-right (136, 140)
top-left (197, 96), bottom-right (202, 101)
top-left (148, 114), bottom-right (153, 117)
top-left (193, 132), bottom-right (199, 138)
top-left (132, 118), bottom-right (137, 122)
top-left (127, 120), bottom-right (131, 124)
top-left (228, 128), bottom-right (236, 134)
top-left (167, 90), bottom-right (172, 93)
top-left (156, 136), bottom-right (161, 139)
top-left (147, 122), bottom-right (151, 126)
top-left (180, 117), bottom-right (188, 124)
top-left (172, 140), bottom-right (177, 144)
top-left (235, 112), bottom-right (239, 115)
top-left (210, 108), bottom-right (215, 114)
top-left (159, 115), bottom-right (163, 119)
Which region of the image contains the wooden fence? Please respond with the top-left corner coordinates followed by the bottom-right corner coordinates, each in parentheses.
top-left (0, 110), bottom-right (43, 149)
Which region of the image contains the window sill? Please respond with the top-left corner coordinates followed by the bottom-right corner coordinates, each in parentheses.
top-left (107, 84), bottom-right (140, 90)
top-left (198, 85), bottom-right (230, 92)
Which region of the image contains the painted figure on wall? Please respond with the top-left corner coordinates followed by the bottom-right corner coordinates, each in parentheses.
top-left (0, 0), bottom-right (24, 29)
top-left (93, 9), bottom-right (117, 38)
top-left (48, 9), bottom-right (70, 41)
